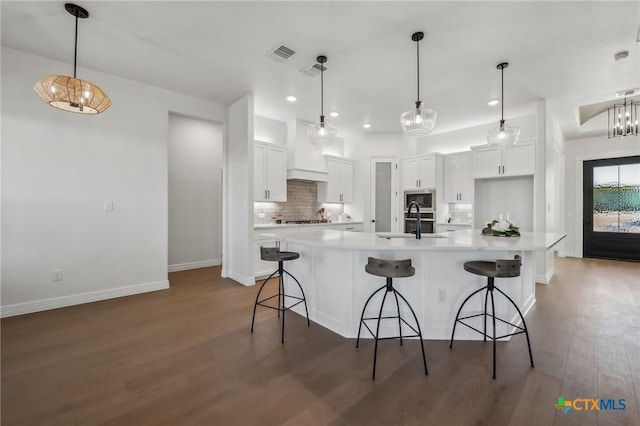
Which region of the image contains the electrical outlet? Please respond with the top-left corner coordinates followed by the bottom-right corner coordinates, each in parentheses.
top-left (437, 289), bottom-right (446, 303)
top-left (52, 269), bottom-right (63, 281)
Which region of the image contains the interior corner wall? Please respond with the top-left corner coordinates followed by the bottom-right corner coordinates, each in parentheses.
top-left (563, 135), bottom-right (640, 258)
top-left (222, 95), bottom-right (254, 285)
top-left (168, 114), bottom-right (223, 272)
top-left (0, 47), bottom-right (227, 317)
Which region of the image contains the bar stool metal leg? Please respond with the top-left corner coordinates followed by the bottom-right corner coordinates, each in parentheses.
top-left (392, 287), bottom-right (403, 346)
top-left (283, 269), bottom-right (311, 326)
top-left (372, 288), bottom-right (391, 380)
top-left (490, 282), bottom-right (497, 379)
top-left (494, 286), bottom-right (534, 368)
top-left (355, 285), bottom-right (386, 349)
top-left (449, 286), bottom-right (486, 349)
top-left (251, 269), bottom-right (279, 333)
top-left (394, 290), bottom-right (428, 376)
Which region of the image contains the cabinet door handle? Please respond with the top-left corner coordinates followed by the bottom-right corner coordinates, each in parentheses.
top-left (498, 166), bottom-right (501, 175)
top-left (502, 165), bottom-right (505, 174)
top-left (267, 190), bottom-right (270, 199)
top-left (264, 190), bottom-right (267, 199)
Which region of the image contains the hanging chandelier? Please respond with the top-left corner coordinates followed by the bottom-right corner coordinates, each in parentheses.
top-left (33, 3), bottom-right (111, 114)
top-left (487, 62), bottom-right (519, 146)
top-left (608, 98), bottom-right (639, 138)
top-left (308, 55), bottom-right (337, 146)
top-left (400, 31), bottom-right (436, 137)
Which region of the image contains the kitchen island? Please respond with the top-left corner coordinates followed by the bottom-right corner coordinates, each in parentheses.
top-left (266, 228), bottom-right (565, 340)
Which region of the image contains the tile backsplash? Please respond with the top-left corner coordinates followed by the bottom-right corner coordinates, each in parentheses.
top-left (254, 180), bottom-right (343, 223)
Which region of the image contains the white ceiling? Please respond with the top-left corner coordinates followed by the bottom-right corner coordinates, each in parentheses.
top-left (2, 1), bottom-right (639, 141)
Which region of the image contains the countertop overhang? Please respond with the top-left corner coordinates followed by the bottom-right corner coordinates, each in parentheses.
top-left (263, 228), bottom-right (566, 251)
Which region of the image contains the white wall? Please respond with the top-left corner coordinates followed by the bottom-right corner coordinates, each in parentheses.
top-left (168, 114), bottom-right (223, 272)
top-left (1, 47), bottom-right (227, 316)
top-left (222, 95), bottom-right (254, 285)
top-left (562, 135), bottom-right (640, 257)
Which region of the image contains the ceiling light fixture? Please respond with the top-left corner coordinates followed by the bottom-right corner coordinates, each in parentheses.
top-left (400, 31), bottom-right (436, 137)
top-left (363, 123), bottom-right (371, 129)
top-left (308, 55), bottom-right (337, 146)
top-left (487, 99), bottom-right (500, 106)
top-left (33, 3), bottom-right (110, 114)
top-left (487, 62), bottom-right (519, 146)
top-left (608, 98), bottom-right (638, 138)
top-left (330, 111), bottom-right (339, 118)
top-left (286, 95), bottom-right (297, 102)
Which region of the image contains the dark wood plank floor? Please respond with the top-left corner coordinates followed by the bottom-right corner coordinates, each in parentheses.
top-left (2, 257), bottom-right (639, 425)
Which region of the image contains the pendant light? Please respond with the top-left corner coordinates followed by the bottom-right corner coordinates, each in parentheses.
top-left (607, 98), bottom-right (638, 138)
top-left (308, 55), bottom-right (337, 146)
top-left (400, 32), bottom-right (437, 137)
top-left (33, 3), bottom-right (111, 114)
top-left (487, 62), bottom-right (519, 146)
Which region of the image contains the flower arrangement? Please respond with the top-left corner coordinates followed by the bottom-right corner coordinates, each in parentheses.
top-left (481, 219), bottom-right (520, 237)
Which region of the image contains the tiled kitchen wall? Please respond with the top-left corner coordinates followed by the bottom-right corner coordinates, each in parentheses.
top-left (254, 180), bottom-right (343, 223)
top-left (446, 203), bottom-right (473, 224)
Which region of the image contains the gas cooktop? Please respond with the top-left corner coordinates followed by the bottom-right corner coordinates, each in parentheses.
top-left (285, 220), bottom-right (329, 224)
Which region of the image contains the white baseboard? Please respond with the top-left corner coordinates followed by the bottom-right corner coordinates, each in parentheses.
top-left (0, 280), bottom-right (169, 318)
top-left (536, 266), bottom-right (555, 284)
top-left (168, 259), bottom-right (221, 273)
top-left (227, 271), bottom-right (256, 286)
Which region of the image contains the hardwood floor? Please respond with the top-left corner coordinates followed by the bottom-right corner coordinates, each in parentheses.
top-left (2, 257), bottom-right (639, 425)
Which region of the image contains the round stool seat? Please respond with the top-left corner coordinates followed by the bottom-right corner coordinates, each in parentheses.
top-left (365, 257), bottom-right (415, 278)
top-left (463, 256), bottom-right (521, 278)
top-left (260, 247), bottom-right (300, 262)
top-left (463, 261), bottom-right (500, 277)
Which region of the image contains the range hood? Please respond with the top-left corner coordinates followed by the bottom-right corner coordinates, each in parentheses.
top-left (286, 119), bottom-right (329, 181)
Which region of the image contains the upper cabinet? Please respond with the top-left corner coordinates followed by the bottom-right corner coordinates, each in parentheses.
top-left (318, 156), bottom-right (354, 203)
top-left (402, 155), bottom-right (437, 190)
top-left (444, 152), bottom-right (474, 203)
top-left (254, 141), bottom-right (287, 202)
top-left (472, 140), bottom-right (535, 179)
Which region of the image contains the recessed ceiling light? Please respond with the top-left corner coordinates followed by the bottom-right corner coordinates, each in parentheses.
top-left (363, 123), bottom-right (371, 129)
top-left (330, 111), bottom-right (339, 117)
top-left (286, 95), bottom-right (297, 102)
top-left (487, 99), bottom-right (500, 106)
top-left (614, 50), bottom-right (629, 61)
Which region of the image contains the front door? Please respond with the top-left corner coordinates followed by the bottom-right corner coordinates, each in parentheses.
top-left (583, 155), bottom-right (640, 261)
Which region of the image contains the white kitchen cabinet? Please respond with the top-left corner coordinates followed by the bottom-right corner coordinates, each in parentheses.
top-left (473, 141), bottom-right (535, 178)
top-left (444, 152), bottom-right (474, 203)
top-left (333, 223), bottom-right (363, 232)
top-left (318, 156), bottom-right (354, 203)
top-left (254, 141), bottom-right (287, 202)
top-left (402, 155), bottom-right (437, 190)
top-left (438, 223), bottom-right (472, 232)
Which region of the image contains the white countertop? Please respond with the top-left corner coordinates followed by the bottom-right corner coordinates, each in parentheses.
top-left (255, 221), bottom-right (362, 229)
top-left (267, 228), bottom-right (565, 251)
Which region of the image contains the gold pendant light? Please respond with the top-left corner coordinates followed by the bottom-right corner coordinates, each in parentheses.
top-left (33, 3), bottom-right (111, 114)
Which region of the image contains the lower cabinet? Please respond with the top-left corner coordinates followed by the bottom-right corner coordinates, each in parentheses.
top-left (437, 223), bottom-right (472, 233)
top-left (333, 223), bottom-right (363, 232)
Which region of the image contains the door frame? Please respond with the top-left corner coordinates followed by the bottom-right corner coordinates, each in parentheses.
top-left (369, 156), bottom-right (400, 234)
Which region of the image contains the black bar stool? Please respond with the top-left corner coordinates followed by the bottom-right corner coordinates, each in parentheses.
top-left (449, 255), bottom-right (534, 379)
top-left (251, 246), bottom-right (310, 343)
top-left (356, 257), bottom-right (428, 380)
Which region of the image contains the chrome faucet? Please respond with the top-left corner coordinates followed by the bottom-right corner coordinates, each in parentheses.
top-left (407, 201), bottom-right (421, 239)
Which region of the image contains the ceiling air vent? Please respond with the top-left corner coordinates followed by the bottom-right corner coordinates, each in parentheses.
top-left (615, 88), bottom-right (640, 98)
top-left (300, 62), bottom-right (327, 77)
top-left (266, 44), bottom-right (296, 63)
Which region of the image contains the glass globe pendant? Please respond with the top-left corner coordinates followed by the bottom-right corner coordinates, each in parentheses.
top-left (308, 55), bottom-right (337, 146)
top-left (487, 62), bottom-right (519, 146)
top-left (400, 32), bottom-right (436, 137)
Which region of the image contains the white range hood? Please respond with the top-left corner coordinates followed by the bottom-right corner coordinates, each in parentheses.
top-left (286, 119), bottom-right (328, 182)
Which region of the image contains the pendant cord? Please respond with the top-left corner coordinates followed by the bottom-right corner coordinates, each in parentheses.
top-left (416, 37), bottom-right (420, 103)
top-left (320, 63), bottom-right (324, 117)
top-left (500, 66), bottom-right (504, 121)
top-left (73, 12), bottom-right (78, 78)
